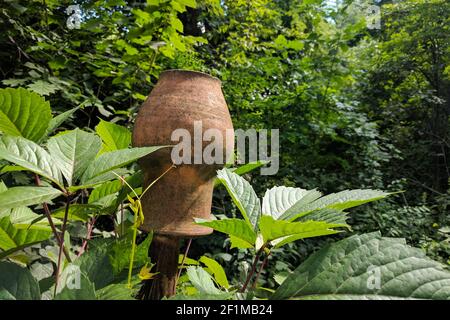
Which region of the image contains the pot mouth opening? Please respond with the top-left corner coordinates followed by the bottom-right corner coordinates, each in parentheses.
top-left (160, 69), bottom-right (221, 83)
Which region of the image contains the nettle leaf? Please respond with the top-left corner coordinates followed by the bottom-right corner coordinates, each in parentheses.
top-left (0, 87), bottom-right (52, 142)
top-left (272, 232), bottom-right (450, 300)
top-left (47, 129), bottom-right (102, 186)
top-left (0, 135), bottom-right (63, 186)
top-left (283, 189), bottom-right (391, 221)
top-left (95, 120), bottom-right (131, 153)
top-left (216, 169), bottom-right (261, 230)
top-left (0, 261), bottom-right (41, 300)
top-left (195, 218), bottom-right (256, 248)
top-left (80, 146), bottom-right (165, 185)
top-left (0, 216), bottom-right (52, 259)
top-left (259, 215), bottom-right (346, 247)
top-left (262, 186), bottom-right (316, 219)
top-left (297, 208), bottom-right (349, 225)
top-left (0, 186), bottom-right (62, 210)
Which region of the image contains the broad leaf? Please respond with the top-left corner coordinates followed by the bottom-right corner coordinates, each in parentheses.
top-left (216, 169), bottom-right (261, 230)
top-left (47, 129), bottom-right (102, 185)
top-left (186, 266), bottom-right (223, 295)
top-left (195, 218), bottom-right (257, 247)
top-left (0, 87), bottom-right (51, 142)
top-left (96, 283), bottom-right (134, 300)
top-left (0, 186), bottom-right (62, 210)
top-left (259, 215), bottom-right (346, 246)
top-left (272, 232), bottom-right (450, 300)
top-left (80, 146), bottom-right (165, 185)
top-left (262, 186), bottom-right (315, 219)
top-left (0, 135), bottom-right (63, 186)
top-left (0, 216), bottom-right (52, 259)
top-left (0, 261), bottom-right (41, 300)
top-left (54, 264), bottom-right (96, 300)
top-left (95, 120), bottom-right (131, 153)
top-left (199, 256), bottom-right (230, 289)
top-left (283, 189), bottom-right (391, 221)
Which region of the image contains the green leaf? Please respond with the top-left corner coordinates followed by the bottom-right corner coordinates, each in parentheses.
top-left (0, 216), bottom-right (52, 259)
top-left (262, 186), bottom-right (312, 219)
top-left (0, 87), bottom-right (51, 142)
top-left (199, 256), bottom-right (229, 289)
top-left (47, 129), bottom-right (102, 186)
top-left (95, 120), bottom-right (131, 153)
top-left (229, 235), bottom-right (254, 249)
top-left (27, 80), bottom-right (59, 96)
top-left (283, 189), bottom-right (391, 221)
top-left (80, 146), bottom-right (165, 185)
top-left (259, 215), bottom-right (346, 246)
top-left (0, 135), bottom-right (63, 186)
top-left (52, 204), bottom-right (102, 222)
top-left (272, 232), bottom-right (450, 300)
top-left (54, 264), bottom-right (96, 300)
top-left (75, 242), bottom-right (114, 290)
top-left (297, 208), bottom-right (349, 225)
top-left (0, 186), bottom-right (62, 210)
top-left (46, 107), bottom-right (80, 136)
top-left (216, 169), bottom-right (261, 230)
top-left (186, 266), bottom-right (223, 295)
top-left (96, 283), bottom-right (134, 300)
top-left (0, 261), bottom-right (41, 300)
top-left (195, 218), bottom-right (256, 247)
top-left (214, 160), bottom-right (269, 187)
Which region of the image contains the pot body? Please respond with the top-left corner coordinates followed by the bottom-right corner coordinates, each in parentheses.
top-left (133, 70), bottom-right (234, 236)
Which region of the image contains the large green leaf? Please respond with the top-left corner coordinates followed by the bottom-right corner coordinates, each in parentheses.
top-left (0, 261), bottom-right (41, 300)
top-left (283, 189), bottom-right (391, 221)
top-left (47, 129), bottom-right (102, 186)
top-left (262, 186), bottom-right (318, 219)
top-left (186, 266), bottom-right (224, 295)
top-left (80, 146), bottom-right (165, 185)
top-left (46, 106), bottom-right (79, 136)
top-left (272, 232), bottom-right (450, 300)
top-left (0, 135), bottom-right (63, 186)
top-left (0, 216), bottom-right (52, 259)
top-left (95, 120), bottom-right (131, 153)
top-left (199, 256), bottom-right (230, 289)
top-left (259, 215), bottom-right (346, 246)
top-left (96, 283), bottom-right (134, 300)
top-left (0, 87), bottom-right (51, 142)
top-left (195, 218), bottom-right (257, 247)
top-left (0, 186), bottom-right (62, 210)
top-left (216, 169), bottom-right (261, 230)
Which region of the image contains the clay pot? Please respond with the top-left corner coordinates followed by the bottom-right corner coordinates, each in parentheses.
top-left (132, 70), bottom-right (234, 237)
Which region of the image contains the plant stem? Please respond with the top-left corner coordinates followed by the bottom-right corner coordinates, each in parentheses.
top-left (252, 251), bottom-right (271, 289)
top-left (240, 244), bottom-right (266, 293)
top-left (54, 196), bottom-right (71, 296)
top-left (176, 238), bottom-right (192, 284)
top-left (77, 216), bottom-right (97, 257)
top-left (127, 210), bottom-right (139, 288)
top-left (34, 174), bottom-right (71, 262)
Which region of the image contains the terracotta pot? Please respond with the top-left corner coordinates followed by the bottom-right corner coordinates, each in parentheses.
top-left (132, 70), bottom-right (234, 237)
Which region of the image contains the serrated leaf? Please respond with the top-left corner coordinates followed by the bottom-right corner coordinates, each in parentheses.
top-left (0, 135), bottom-right (63, 186)
top-left (0, 261), bottom-right (41, 299)
top-left (195, 218), bottom-right (256, 246)
top-left (186, 266), bottom-right (223, 295)
top-left (47, 129), bottom-right (102, 186)
top-left (272, 232), bottom-right (450, 300)
top-left (95, 120), bottom-right (131, 153)
top-left (0, 87), bottom-right (52, 142)
top-left (27, 80), bottom-right (59, 96)
top-left (216, 169), bottom-right (261, 230)
top-left (0, 186), bottom-right (62, 210)
top-left (262, 186), bottom-right (311, 219)
top-left (259, 215), bottom-right (346, 246)
top-left (80, 147), bottom-right (165, 185)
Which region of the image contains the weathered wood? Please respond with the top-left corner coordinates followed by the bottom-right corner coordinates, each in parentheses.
top-left (139, 234), bottom-right (180, 300)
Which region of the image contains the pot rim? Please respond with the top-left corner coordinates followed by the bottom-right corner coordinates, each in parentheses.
top-left (160, 69), bottom-right (221, 84)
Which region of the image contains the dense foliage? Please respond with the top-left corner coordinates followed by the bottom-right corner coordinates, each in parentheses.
top-left (0, 0), bottom-right (449, 300)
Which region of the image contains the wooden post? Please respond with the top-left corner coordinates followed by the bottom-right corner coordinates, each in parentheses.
top-left (138, 234), bottom-right (180, 300)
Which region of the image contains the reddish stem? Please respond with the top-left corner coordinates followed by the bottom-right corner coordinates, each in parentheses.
top-left (77, 216), bottom-right (97, 257)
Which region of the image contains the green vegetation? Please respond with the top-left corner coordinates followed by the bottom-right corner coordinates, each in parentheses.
top-left (0, 0), bottom-right (449, 300)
